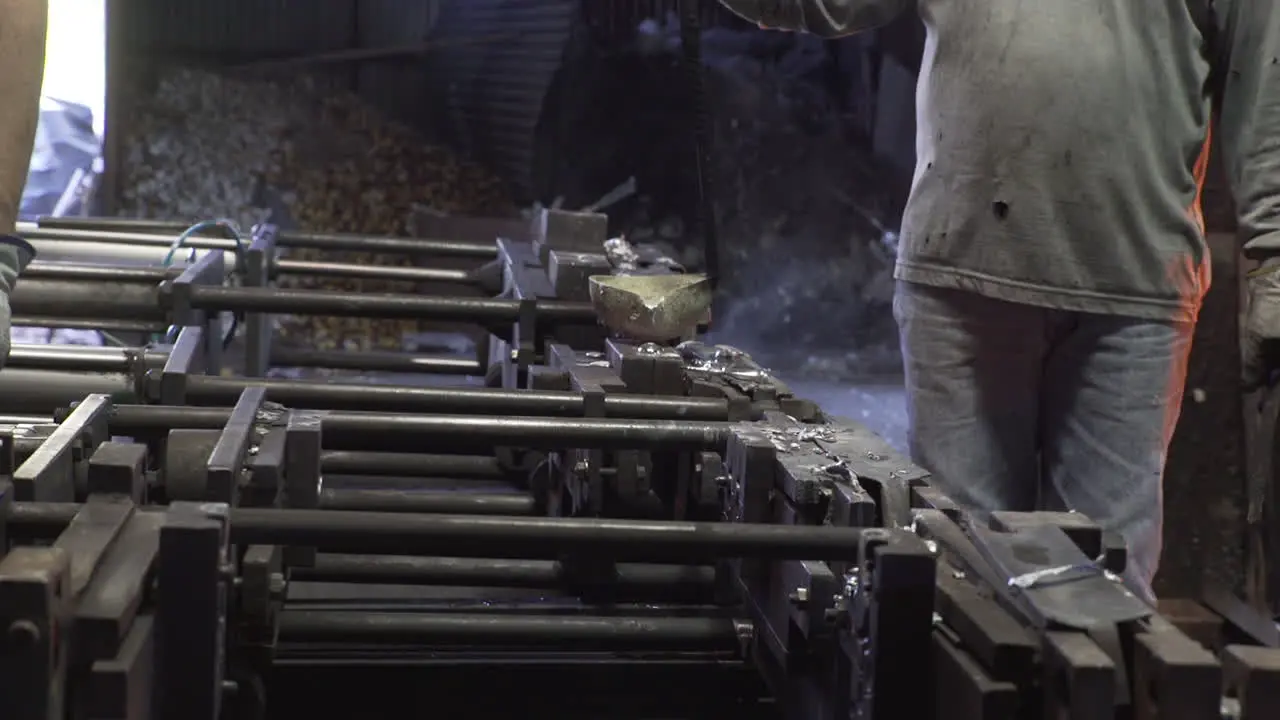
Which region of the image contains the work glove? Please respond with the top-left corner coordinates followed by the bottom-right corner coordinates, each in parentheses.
top-left (0, 235), bottom-right (36, 370)
top-left (1243, 257), bottom-right (1280, 389)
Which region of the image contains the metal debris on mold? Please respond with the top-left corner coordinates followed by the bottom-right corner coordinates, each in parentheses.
top-left (255, 401), bottom-right (290, 428)
top-left (1006, 553), bottom-right (1126, 592)
top-left (747, 415), bottom-right (869, 505)
top-left (574, 350), bottom-right (613, 368)
top-left (604, 235), bottom-right (686, 274)
top-left (676, 340), bottom-right (773, 392)
top-left (604, 236), bottom-right (641, 271)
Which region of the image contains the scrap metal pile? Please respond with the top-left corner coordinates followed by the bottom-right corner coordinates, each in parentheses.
top-left (1, 211), bottom-right (1278, 720)
top-left (117, 67), bottom-right (513, 355)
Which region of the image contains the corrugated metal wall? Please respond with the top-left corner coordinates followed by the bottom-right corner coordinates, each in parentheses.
top-left (111, 0), bottom-right (446, 106)
top-left (423, 0), bottom-right (579, 199)
top-left (106, 0), bottom-right (719, 203)
top-left (119, 0), bottom-right (358, 58)
top-left (581, 0), bottom-right (738, 37)
top-left (108, 0), bottom-right (566, 196)
top-left (418, 0), bottom-right (740, 200)
top-left (354, 0), bottom-right (444, 131)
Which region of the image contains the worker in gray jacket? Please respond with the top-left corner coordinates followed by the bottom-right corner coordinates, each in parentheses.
top-left (0, 0), bottom-right (46, 363)
top-left (718, 0), bottom-right (1280, 603)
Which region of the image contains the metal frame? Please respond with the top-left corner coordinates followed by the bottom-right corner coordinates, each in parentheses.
top-left (0, 210), bottom-right (1277, 718)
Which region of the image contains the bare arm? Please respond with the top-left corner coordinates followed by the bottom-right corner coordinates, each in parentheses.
top-left (718, 0), bottom-right (907, 38)
top-left (1215, 0), bottom-right (1280, 260)
top-left (0, 0), bottom-right (46, 292)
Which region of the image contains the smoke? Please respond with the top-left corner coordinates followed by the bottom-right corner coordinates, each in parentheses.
top-left (634, 18), bottom-right (903, 379)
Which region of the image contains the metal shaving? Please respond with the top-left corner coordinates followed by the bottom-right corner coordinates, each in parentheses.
top-left (604, 236), bottom-right (640, 271)
top-left (1007, 554), bottom-right (1124, 591)
top-left (574, 350), bottom-right (612, 368)
top-left (1008, 563), bottom-right (1105, 590)
top-left (756, 420), bottom-right (864, 500)
top-left (757, 420), bottom-right (838, 456)
top-left (603, 235), bottom-right (685, 274)
top-left (676, 340), bottom-right (773, 392)
top-left (254, 401), bottom-right (290, 428)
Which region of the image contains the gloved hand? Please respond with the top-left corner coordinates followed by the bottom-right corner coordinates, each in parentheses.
top-left (1243, 258), bottom-right (1280, 388)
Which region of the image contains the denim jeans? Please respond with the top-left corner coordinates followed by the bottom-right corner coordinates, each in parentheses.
top-left (894, 281), bottom-right (1194, 603)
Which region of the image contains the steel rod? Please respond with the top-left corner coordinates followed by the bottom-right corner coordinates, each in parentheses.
top-left (187, 285), bottom-right (595, 323)
top-left (234, 508), bottom-right (863, 560)
top-left (97, 406), bottom-right (231, 433)
top-left (21, 225), bottom-right (225, 248)
top-left (94, 405), bottom-right (728, 452)
top-left (180, 374), bottom-right (729, 420)
top-left (319, 476), bottom-right (519, 493)
top-left (318, 489), bottom-right (535, 515)
top-left (14, 436), bottom-right (53, 457)
top-left (33, 218), bottom-right (204, 234)
top-left (10, 278), bottom-right (166, 322)
top-left (26, 239), bottom-right (230, 268)
top-left (273, 231), bottom-right (496, 258)
top-left (23, 261), bottom-right (168, 283)
top-left (316, 414), bottom-right (728, 453)
top-left (0, 414), bottom-right (47, 424)
top-left (2, 341), bottom-right (481, 377)
top-left (31, 218), bottom-right (498, 257)
top-left (0, 369), bottom-right (135, 414)
top-left (320, 452), bottom-right (504, 479)
top-left (6, 502), bottom-right (78, 537)
top-left (9, 505), bottom-right (869, 561)
top-left (270, 347), bottom-right (482, 375)
top-left (294, 554), bottom-right (716, 591)
top-left (274, 259), bottom-right (475, 285)
top-left (11, 317), bottom-right (166, 334)
top-left (5, 345), bottom-right (139, 373)
top-left (276, 611), bottom-right (737, 650)
top-left (184, 375), bottom-right (585, 415)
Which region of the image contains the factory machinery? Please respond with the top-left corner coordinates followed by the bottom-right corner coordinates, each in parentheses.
top-left (1, 212), bottom-right (1279, 720)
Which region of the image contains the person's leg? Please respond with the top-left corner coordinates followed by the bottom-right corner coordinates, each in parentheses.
top-left (1039, 315), bottom-right (1194, 604)
top-left (894, 281), bottom-right (1049, 515)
